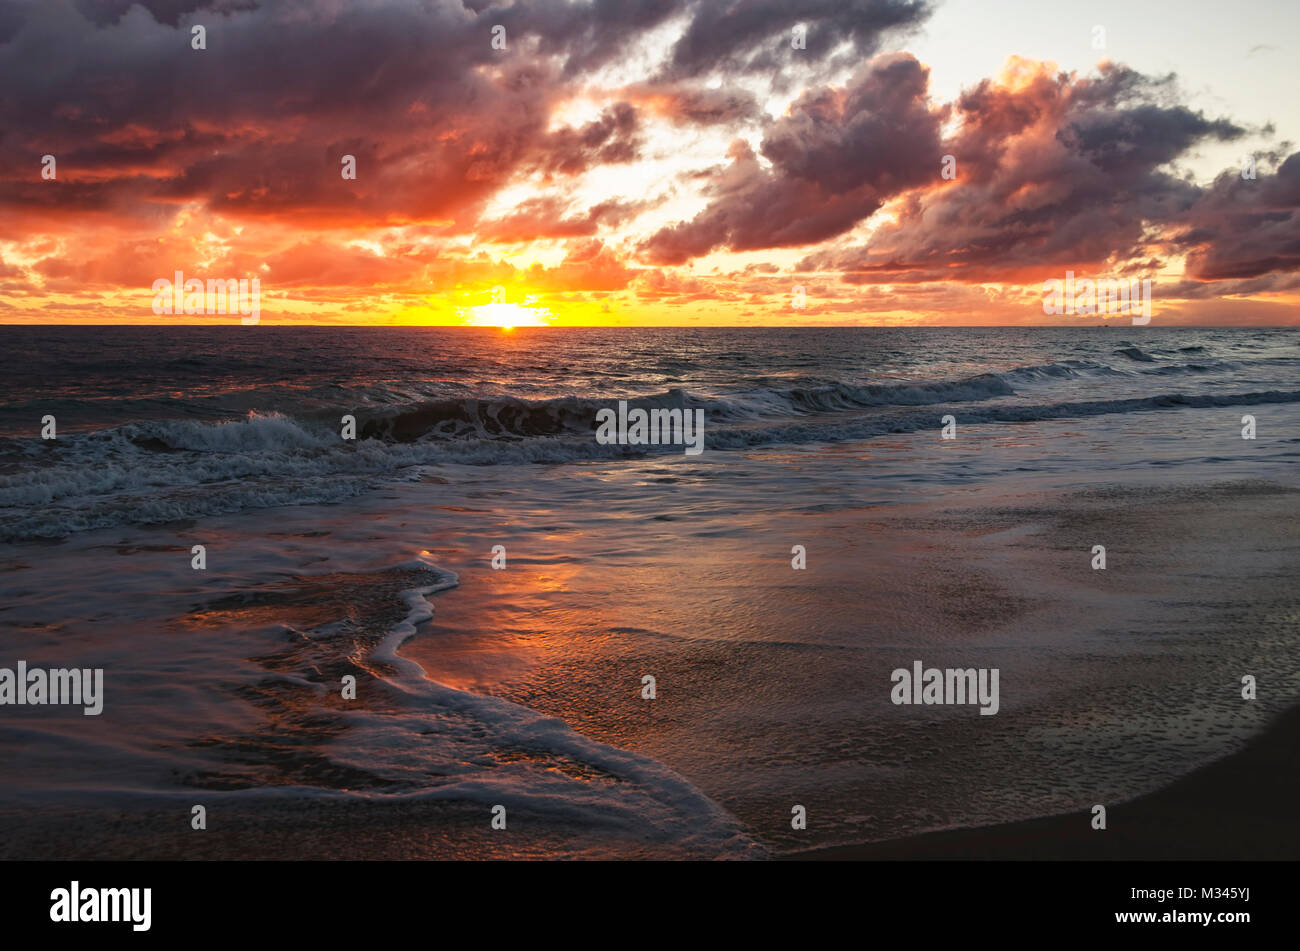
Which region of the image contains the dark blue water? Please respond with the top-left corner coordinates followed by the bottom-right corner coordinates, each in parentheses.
top-left (1, 325), bottom-right (1296, 539)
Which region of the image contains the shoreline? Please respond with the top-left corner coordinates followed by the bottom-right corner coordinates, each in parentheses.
top-left (2, 431), bottom-right (1296, 859)
top-left (403, 472), bottom-right (1300, 857)
top-left (787, 703), bottom-right (1300, 860)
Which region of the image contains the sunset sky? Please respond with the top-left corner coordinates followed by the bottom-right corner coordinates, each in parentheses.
top-left (1, 0), bottom-right (1298, 326)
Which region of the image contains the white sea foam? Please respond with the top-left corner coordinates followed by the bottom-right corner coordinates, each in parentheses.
top-left (0, 540), bottom-right (762, 858)
top-left (4, 374), bottom-right (1300, 540)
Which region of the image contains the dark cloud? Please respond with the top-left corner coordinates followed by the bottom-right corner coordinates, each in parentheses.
top-left (1, 0), bottom-right (1295, 310)
top-left (69, 0), bottom-right (259, 28)
top-left (1176, 152), bottom-right (1300, 280)
top-left (802, 62), bottom-right (1251, 284)
top-left (642, 53), bottom-right (943, 264)
top-left (532, 103), bottom-right (643, 176)
top-left (516, 0), bottom-right (682, 77)
top-left (0, 0), bottom-right (936, 234)
top-left (0, 0), bottom-right (544, 227)
top-left (663, 0), bottom-right (930, 80)
top-left (621, 82), bottom-right (762, 126)
top-left (0, 2), bottom-right (660, 228)
top-left (476, 195), bottom-right (649, 242)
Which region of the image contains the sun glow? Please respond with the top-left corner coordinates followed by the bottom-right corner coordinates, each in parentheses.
top-left (458, 301), bottom-right (552, 329)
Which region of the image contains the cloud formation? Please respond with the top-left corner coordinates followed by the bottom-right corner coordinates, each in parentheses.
top-left (0, 0), bottom-right (1294, 323)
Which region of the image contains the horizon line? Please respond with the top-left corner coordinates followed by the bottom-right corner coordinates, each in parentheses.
top-left (0, 322), bottom-right (1296, 330)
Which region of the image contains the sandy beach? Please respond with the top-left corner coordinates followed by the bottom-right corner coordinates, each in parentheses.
top-left (3, 401), bottom-right (1295, 858)
top-left (402, 462), bottom-right (1300, 857)
top-left (793, 702), bottom-right (1300, 860)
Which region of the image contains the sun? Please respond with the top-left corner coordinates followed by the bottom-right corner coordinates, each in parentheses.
top-left (459, 301), bottom-right (551, 329)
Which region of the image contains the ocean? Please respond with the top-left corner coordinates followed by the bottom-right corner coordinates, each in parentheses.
top-left (3, 326), bottom-right (1298, 539)
top-left (1, 325), bottom-right (1297, 858)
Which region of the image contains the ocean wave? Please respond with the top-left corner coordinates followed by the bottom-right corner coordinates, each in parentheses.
top-left (1114, 346), bottom-right (1157, 362)
top-left (0, 553), bottom-right (760, 858)
top-left (3, 371), bottom-right (1299, 539)
top-left (349, 558), bottom-right (762, 856)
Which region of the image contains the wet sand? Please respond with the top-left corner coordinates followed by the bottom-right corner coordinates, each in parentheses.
top-left (2, 433), bottom-right (1297, 859)
top-left (401, 466), bottom-right (1300, 857)
top-left (792, 702), bottom-right (1300, 860)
